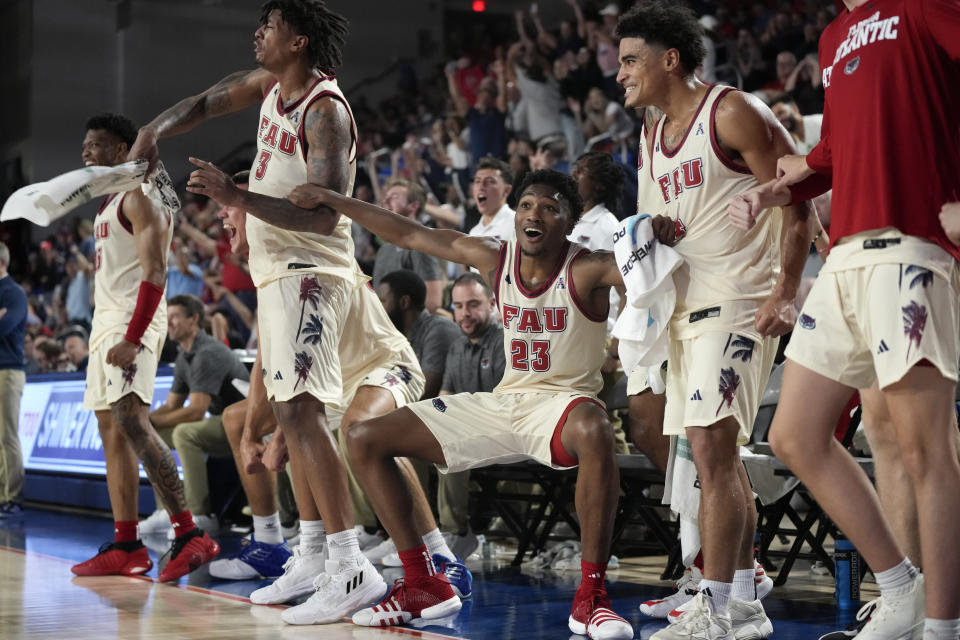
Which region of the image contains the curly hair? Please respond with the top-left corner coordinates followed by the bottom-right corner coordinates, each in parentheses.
top-left (260, 0), bottom-right (350, 72)
top-left (515, 169), bottom-right (584, 225)
top-left (574, 151), bottom-right (624, 214)
top-left (616, 1), bottom-right (706, 75)
top-left (84, 113), bottom-right (137, 147)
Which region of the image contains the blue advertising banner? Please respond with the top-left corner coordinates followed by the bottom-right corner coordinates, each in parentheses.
top-left (19, 371), bottom-right (180, 478)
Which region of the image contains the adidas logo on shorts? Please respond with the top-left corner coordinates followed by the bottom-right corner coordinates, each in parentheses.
top-left (274, 371), bottom-right (283, 380)
top-left (690, 390), bottom-right (703, 401)
top-left (877, 340), bottom-right (890, 354)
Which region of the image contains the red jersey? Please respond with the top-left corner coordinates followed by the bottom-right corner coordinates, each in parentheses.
top-left (216, 237), bottom-right (255, 292)
top-left (806, 0), bottom-right (960, 259)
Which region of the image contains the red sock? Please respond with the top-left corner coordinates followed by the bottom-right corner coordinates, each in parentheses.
top-left (399, 545), bottom-right (434, 579)
top-left (581, 560), bottom-right (607, 592)
top-left (693, 552), bottom-right (705, 571)
top-left (170, 510), bottom-right (196, 537)
top-left (114, 520), bottom-right (138, 543)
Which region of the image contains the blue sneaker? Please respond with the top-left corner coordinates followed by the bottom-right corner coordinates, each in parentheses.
top-left (208, 536), bottom-right (292, 580)
top-left (432, 554), bottom-right (472, 599)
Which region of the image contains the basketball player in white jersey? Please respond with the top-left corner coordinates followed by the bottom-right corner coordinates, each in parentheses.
top-left (615, 3), bottom-right (819, 637)
top-left (284, 169), bottom-right (634, 638)
top-left (128, 1), bottom-right (454, 623)
top-left (69, 113), bottom-right (221, 582)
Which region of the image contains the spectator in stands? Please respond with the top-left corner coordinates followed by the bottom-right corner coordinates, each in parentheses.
top-left (783, 53), bottom-right (824, 116)
top-left (731, 28), bottom-right (768, 92)
top-left (34, 340), bottom-right (63, 373)
top-left (468, 157), bottom-right (515, 243)
top-left (62, 250), bottom-right (93, 326)
top-left (372, 178), bottom-right (444, 314)
top-left (377, 270), bottom-right (460, 400)
top-left (770, 95), bottom-right (822, 154)
top-left (61, 326), bottom-right (89, 373)
top-left (572, 87), bottom-right (634, 146)
top-left (31, 240), bottom-right (64, 295)
top-left (761, 51), bottom-right (797, 96)
top-left (23, 330), bottom-right (42, 376)
top-left (446, 62), bottom-right (507, 169)
top-left (505, 37), bottom-right (565, 145)
top-left (0, 242), bottom-right (27, 518)
top-left (437, 272), bottom-right (506, 559)
top-left (568, 151), bottom-right (623, 251)
top-left (76, 219), bottom-right (95, 261)
top-left (166, 237), bottom-right (205, 300)
top-left (140, 294), bottom-right (249, 536)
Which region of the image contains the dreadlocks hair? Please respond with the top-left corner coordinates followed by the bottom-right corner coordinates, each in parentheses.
top-left (259, 0), bottom-right (350, 73)
top-left (85, 113), bottom-right (137, 147)
top-left (574, 151), bottom-right (624, 214)
top-left (515, 169), bottom-right (584, 225)
top-left (616, 1), bottom-right (706, 76)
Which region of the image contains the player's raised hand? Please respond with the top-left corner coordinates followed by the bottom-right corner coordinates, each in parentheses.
top-left (127, 129), bottom-right (160, 178)
top-left (774, 154), bottom-right (814, 189)
top-left (186, 157), bottom-right (240, 206)
top-left (288, 183), bottom-right (332, 210)
top-left (939, 202), bottom-right (960, 246)
top-left (727, 179), bottom-right (791, 230)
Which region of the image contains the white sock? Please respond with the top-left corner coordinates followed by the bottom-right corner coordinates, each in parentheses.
top-left (327, 528), bottom-right (361, 563)
top-left (698, 580), bottom-right (732, 615)
top-left (422, 528), bottom-right (456, 562)
top-left (732, 568), bottom-right (756, 601)
top-left (875, 557), bottom-right (920, 598)
top-left (252, 512), bottom-right (284, 545)
top-left (299, 519), bottom-right (327, 556)
top-left (924, 618), bottom-right (960, 639)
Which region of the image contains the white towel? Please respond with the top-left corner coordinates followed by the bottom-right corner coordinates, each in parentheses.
top-left (611, 214), bottom-right (683, 374)
top-left (1, 159), bottom-right (149, 226)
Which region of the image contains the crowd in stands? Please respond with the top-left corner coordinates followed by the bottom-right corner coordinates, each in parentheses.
top-left (3, 0), bottom-right (834, 374)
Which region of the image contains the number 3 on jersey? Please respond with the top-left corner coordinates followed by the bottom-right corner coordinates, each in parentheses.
top-left (254, 150), bottom-right (272, 180)
top-left (511, 338), bottom-right (551, 371)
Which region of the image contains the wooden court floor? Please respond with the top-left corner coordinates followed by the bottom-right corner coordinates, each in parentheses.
top-left (0, 507), bottom-right (873, 639)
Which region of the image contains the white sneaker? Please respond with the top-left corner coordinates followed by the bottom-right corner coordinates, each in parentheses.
top-left (356, 526), bottom-right (385, 552)
top-left (364, 538), bottom-right (397, 564)
top-left (139, 509), bottom-right (171, 536)
top-left (651, 593), bottom-right (734, 640)
top-left (250, 546), bottom-right (327, 605)
top-left (442, 531), bottom-right (480, 560)
top-left (855, 575), bottom-right (925, 640)
top-left (754, 562), bottom-right (773, 600)
top-left (166, 514), bottom-right (219, 541)
top-left (640, 566), bottom-right (702, 617)
top-left (729, 598), bottom-right (773, 639)
top-left (281, 555), bottom-right (387, 625)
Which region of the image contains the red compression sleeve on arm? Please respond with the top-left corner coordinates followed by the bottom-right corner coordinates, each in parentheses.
top-left (124, 281), bottom-right (164, 345)
top-left (788, 171), bottom-right (833, 205)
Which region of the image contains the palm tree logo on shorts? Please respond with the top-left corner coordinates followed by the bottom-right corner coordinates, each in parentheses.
top-left (292, 351), bottom-right (315, 392)
top-left (121, 363), bottom-right (138, 392)
top-left (723, 334), bottom-right (755, 363)
top-left (716, 367), bottom-right (741, 416)
top-left (901, 265), bottom-right (934, 291)
top-left (902, 301), bottom-right (928, 362)
top-left (296, 276), bottom-right (323, 341)
top-left (301, 314), bottom-right (324, 345)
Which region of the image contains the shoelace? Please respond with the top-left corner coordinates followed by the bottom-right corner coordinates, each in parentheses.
top-left (161, 529), bottom-right (199, 564)
top-left (675, 596), bottom-right (714, 631)
top-left (443, 562), bottom-right (464, 581)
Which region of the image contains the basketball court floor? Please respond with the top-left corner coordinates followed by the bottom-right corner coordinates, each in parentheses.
top-left (1, 507), bottom-right (874, 639)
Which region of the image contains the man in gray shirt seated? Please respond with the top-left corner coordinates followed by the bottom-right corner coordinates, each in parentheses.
top-left (139, 294), bottom-right (250, 537)
top-left (372, 179), bottom-right (444, 314)
top-left (377, 270), bottom-right (460, 400)
top-left (437, 272), bottom-right (506, 559)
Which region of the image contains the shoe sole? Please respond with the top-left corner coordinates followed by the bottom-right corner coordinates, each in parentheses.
top-left (420, 594), bottom-right (462, 620)
top-left (281, 578), bottom-right (389, 625)
top-left (568, 615), bottom-right (587, 635)
top-left (735, 619), bottom-right (774, 640)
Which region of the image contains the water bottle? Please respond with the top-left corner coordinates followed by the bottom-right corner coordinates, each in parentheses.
top-left (834, 532), bottom-right (860, 610)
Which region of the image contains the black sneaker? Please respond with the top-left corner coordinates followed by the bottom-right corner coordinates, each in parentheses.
top-left (818, 598), bottom-right (880, 639)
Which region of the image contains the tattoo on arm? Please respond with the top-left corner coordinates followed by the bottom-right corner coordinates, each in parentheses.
top-left (112, 394), bottom-right (187, 513)
top-left (149, 70), bottom-right (258, 138)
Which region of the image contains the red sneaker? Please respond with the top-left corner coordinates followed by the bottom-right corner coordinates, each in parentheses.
top-left (568, 588), bottom-right (634, 640)
top-left (71, 541), bottom-right (153, 577)
top-left (351, 576), bottom-right (461, 627)
top-left (157, 530), bottom-right (220, 583)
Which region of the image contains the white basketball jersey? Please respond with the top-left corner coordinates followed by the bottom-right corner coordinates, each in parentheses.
top-left (90, 166), bottom-right (179, 351)
top-left (495, 240), bottom-right (607, 396)
top-left (642, 85), bottom-right (781, 338)
top-left (247, 72), bottom-right (359, 287)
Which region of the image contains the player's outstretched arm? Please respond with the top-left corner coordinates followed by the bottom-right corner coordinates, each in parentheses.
top-left (129, 69), bottom-right (274, 170)
top-left (186, 97), bottom-right (349, 235)
top-left (715, 90), bottom-right (816, 337)
top-left (288, 184), bottom-right (502, 276)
